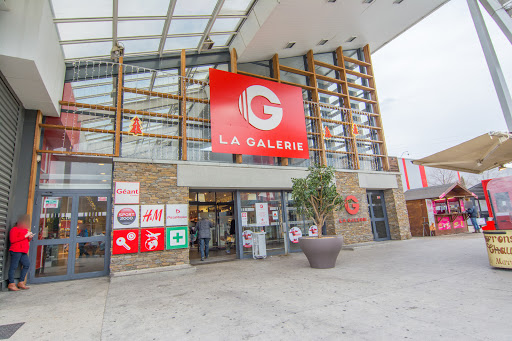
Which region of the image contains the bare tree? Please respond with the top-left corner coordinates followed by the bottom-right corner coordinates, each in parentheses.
top-left (429, 168), bottom-right (457, 186)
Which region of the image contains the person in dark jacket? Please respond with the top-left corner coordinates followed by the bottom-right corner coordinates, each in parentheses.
top-left (466, 206), bottom-right (481, 233)
top-left (8, 214), bottom-right (34, 291)
top-left (196, 216), bottom-right (213, 261)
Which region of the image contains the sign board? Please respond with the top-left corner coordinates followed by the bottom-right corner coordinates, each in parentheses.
top-left (425, 199), bottom-right (435, 226)
top-left (242, 230), bottom-right (253, 248)
top-left (115, 182), bottom-right (140, 204)
top-left (209, 69), bottom-right (309, 159)
top-left (255, 203), bottom-right (269, 226)
top-left (43, 198), bottom-right (59, 209)
top-left (345, 195), bottom-right (360, 215)
top-left (453, 216), bottom-right (465, 229)
top-left (272, 211), bottom-right (279, 220)
top-left (166, 204), bottom-right (188, 226)
top-left (141, 228), bottom-right (165, 252)
top-left (438, 217), bottom-right (451, 230)
top-left (114, 205), bottom-right (139, 229)
top-left (308, 225), bottom-right (318, 237)
top-left (166, 226), bottom-right (189, 250)
top-left (241, 212), bottom-right (248, 226)
top-left (141, 205), bottom-right (165, 228)
top-left (288, 227), bottom-right (302, 243)
top-left (98, 197), bottom-right (108, 202)
top-left (113, 229), bottom-right (139, 255)
top-left (484, 231), bottom-right (512, 269)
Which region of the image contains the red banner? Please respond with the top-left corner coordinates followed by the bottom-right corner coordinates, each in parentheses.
top-left (210, 69), bottom-right (309, 159)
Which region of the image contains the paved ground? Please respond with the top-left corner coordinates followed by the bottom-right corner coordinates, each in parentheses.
top-left (1, 233), bottom-right (511, 341)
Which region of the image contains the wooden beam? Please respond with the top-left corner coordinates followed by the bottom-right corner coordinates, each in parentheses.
top-left (59, 101), bottom-right (117, 112)
top-left (272, 54), bottom-right (288, 166)
top-left (114, 55), bottom-right (123, 157)
top-left (180, 49), bottom-right (188, 161)
top-left (363, 44), bottom-right (390, 171)
top-left (336, 46), bottom-right (360, 170)
top-left (345, 69), bottom-right (372, 80)
top-left (40, 124), bottom-right (115, 135)
top-left (344, 56), bottom-right (372, 68)
top-left (306, 50), bottom-right (326, 166)
top-left (237, 71), bottom-right (275, 82)
top-left (37, 150), bottom-right (114, 157)
top-left (26, 110), bottom-right (43, 219)
top-left (231, 48), bottom-right (243, 164)
top-left (279, 64), bottom-right (314, 77)
top-left (279, 81), bottom-right (315, 91)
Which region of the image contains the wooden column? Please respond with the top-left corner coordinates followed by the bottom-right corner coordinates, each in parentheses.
top-left (306, 50), bottom-right (327, 166)
top-left (231, 48), bottom-right (243, 164)
top-left (271, 54), bottom-right (289, 166)
top-left (181, 49), bottom-right (188, 161)
top-left (27, 110), bottom-right (43, 219)
top-left (335, 47), bottom-right (360, 170)
top-left (362, 44), bottom-right (390, 171)
top-left (114, 56), bottom-right (123, 157)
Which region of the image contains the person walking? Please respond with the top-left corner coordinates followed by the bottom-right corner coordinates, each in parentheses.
top-left (8, 214), bottom-right (34, 291)
top-left (196, 216), bottom-right (212, 261)
top-left (466, 206), bottom-right (481, 233)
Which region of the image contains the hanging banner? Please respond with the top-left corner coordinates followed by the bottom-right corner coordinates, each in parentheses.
top-left (289, 227), bottom-right (302, 243)
top-left (426, 199), bottom-right (435, 226)
top-left (113, 229), bottom-right (139, 255)
top-left (209, 69), bottom-right (309, 159)
top-left (166, 204), bottom-right (189, 226)
top-left (242, 230), bottom-right (253, 248)
top-left (141, 228), bottom-right (165, 252)
top-left (114, 205), bottom-right (139, 229)
top-left (141, 205), bottom-right (165, 228)
top-left (308, 225), bottom-right (318, 237)
top-left (255, 203), bottom-right (269, 226)
top-left (166, 226), bottom-right (189, 250)
top-left (115, 182), bottom-right (140, 204)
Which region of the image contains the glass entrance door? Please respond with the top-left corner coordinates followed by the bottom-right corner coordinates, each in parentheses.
top-left (367, 191), bottom-right (390, 241)
top-left (29, 191), bottom-right (111, 283)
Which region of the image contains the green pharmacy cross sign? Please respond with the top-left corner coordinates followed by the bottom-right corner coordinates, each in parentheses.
top-left (165, 226), bottom-right (188, 250)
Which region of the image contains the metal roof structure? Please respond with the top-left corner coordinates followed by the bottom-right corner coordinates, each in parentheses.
top-left (404, 183), bottom-right (476, 201)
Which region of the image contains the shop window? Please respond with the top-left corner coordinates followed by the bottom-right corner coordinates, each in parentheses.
top-left (39, 156), bottom-right (112, 190)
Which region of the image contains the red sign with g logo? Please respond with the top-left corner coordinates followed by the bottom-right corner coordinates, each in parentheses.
top-left (345, 195), bottom-right (360, 215)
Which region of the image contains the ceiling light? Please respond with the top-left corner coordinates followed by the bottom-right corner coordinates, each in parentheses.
top-left (498, 164), bottom-right (506, 171)
top-left (393, 0), bottom-right (404, 3)
top-left (362, 0), bottom-right (374, 3)
top-left (318, 39), bottom-right (329, 46)
top-left (98, 163), bottom-right (105, 166)
top-left (346, 36), bottom-right (357, 43)
top-left (327, 0), bottom-right (337, 2)
top-left (285, 42), bottom-right (296, 49)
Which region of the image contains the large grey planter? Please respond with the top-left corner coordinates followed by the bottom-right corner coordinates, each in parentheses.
top-left (298, 236), bottom-right (344, 269)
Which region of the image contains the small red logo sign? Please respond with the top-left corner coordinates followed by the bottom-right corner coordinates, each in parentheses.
top-left (113, 229), bottom-right (139, 255)
top-left (345, 195), bottom-right (360, 215)
top-left (141, 228), bottom-right (165, 252)
top-left (129, 116), bottom-right (143, 135)
top-left (117, 208), bottom-right (136, 226)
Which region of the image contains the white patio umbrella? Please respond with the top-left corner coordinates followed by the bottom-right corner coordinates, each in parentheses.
top-left (412, 132), bottom-right (512, 174)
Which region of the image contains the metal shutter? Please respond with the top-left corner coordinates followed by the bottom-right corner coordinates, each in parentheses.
top-left (0, 76), bottom-right (20, 282)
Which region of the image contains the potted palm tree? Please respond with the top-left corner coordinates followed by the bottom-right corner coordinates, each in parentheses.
top-left (291, 164), bottom-right (345, 268)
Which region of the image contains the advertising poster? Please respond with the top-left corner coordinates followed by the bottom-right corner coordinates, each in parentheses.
top-left (425, 199), bottom-right (435, 226)
top-left (242, 230), bottom-right (253, 248)
top-left (141, 228), bottom-right (165, 252)
top-left (166, 204), bottom-right (188, 226)
top-left (114, 205), bottom-right (139, 229)
top-left (166, 226), bottom-right (189, 250)
top-left (453, 216), bottom-right (465, 229)
top-left (272, 210), bottom-right (279, 220)
top-left (114, 182), bottom-right (140, 204)
top-left (308, 225), bottom-right (318, 237)
top-left (241, 212), bottom-right (248, 226)
top-left (113, 229), bottom-right (139, 255)
top-left (438, 217), bottom-right (451, 230)
top-left (141, 205), bottom-right (165, 228)
top-left (255, 203), bottom-right (269, 226)
top-left (289, 227), bottom-right (302, 243)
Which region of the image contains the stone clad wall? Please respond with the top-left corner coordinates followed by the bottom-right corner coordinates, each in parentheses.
top-left (110, 162), bottom-right (189, 273)
top-left (384, 175), bottom-right (412, 240)
top-left (331, 171), bottom-right (374, 244)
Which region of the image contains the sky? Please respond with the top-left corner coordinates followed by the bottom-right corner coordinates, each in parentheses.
top-left (372, 0), bottom-right (512, 160)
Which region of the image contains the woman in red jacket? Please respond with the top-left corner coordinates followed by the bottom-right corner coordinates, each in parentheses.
top-left (8, 214), bottom-right (34, 291)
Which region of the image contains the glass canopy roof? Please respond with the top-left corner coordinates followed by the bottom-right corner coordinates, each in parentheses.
top-left (50, 0), bottom-right (256, 61)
